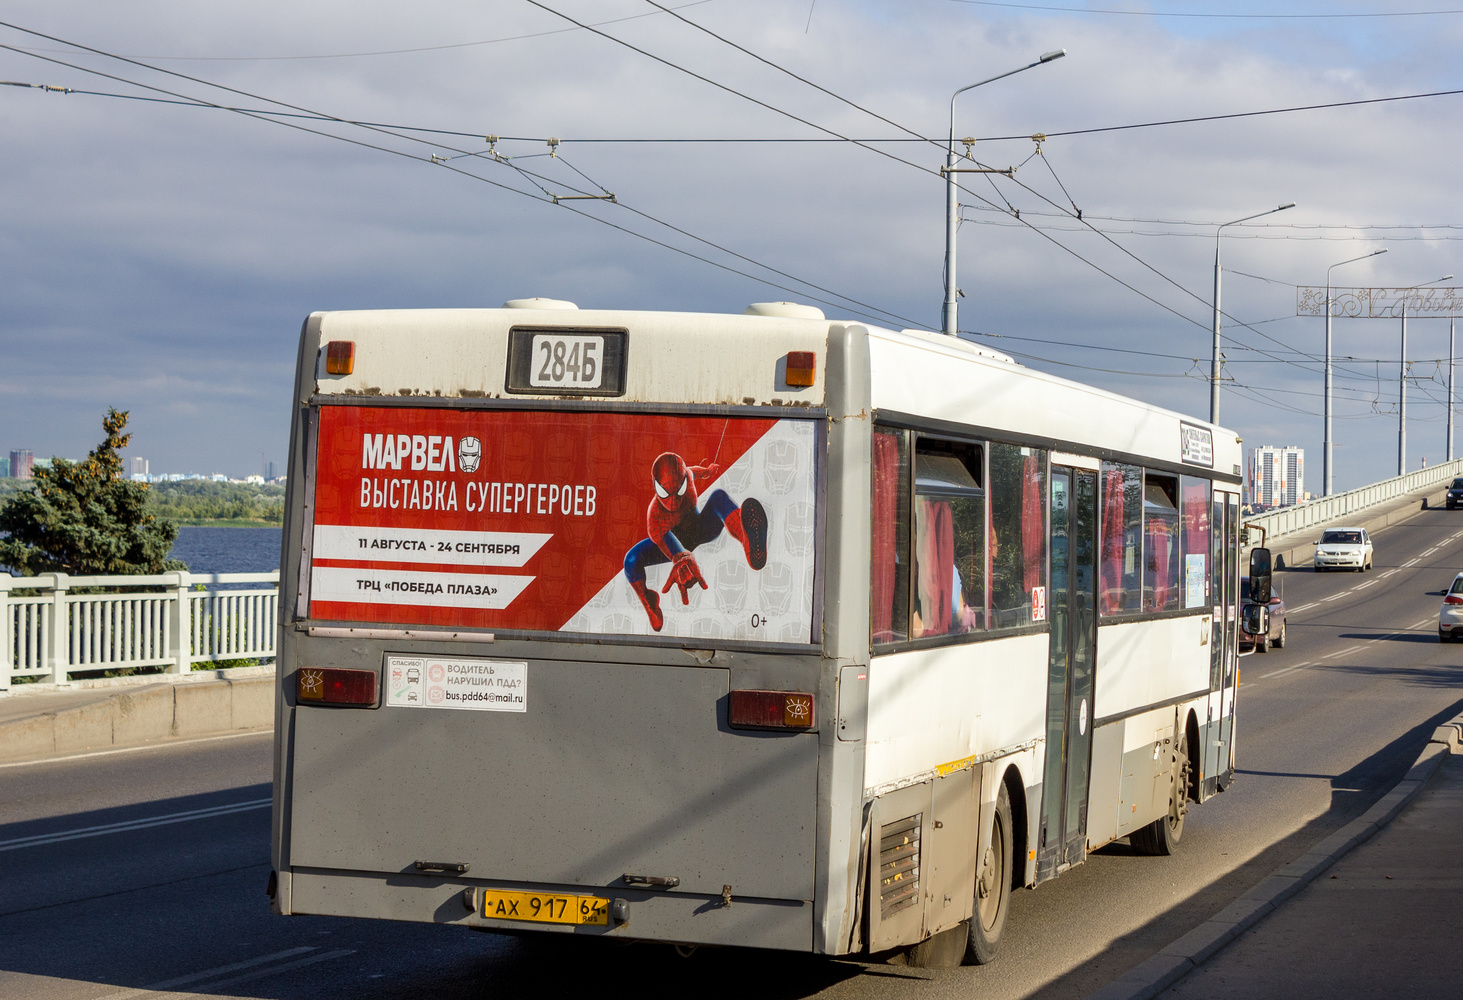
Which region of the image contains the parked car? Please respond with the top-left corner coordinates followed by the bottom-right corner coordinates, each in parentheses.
top-left (1240, 576), bottom-right (1286, 652)
top-left (1440, 573), bottom-right (1463, 641)
top-left (1313, 527), bottom-right (1373, 572)
top-left (1446, 478), bottom-right (1463, 509)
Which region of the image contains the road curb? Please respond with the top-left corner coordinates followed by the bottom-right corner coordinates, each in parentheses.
top-left (1082, 710), bottom-right (1463, 1000)
top-left (0, 673), bottom-right (275, 763)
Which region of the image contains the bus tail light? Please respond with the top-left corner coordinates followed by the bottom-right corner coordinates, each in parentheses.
top-left (298, 667), bottom-right (378, 707)
top-left (785, 351), bottom-right (815, 387)
top-left (728, 690), bottom-right (814, 730)
top-left (325, 340), bottom-right (355, 375)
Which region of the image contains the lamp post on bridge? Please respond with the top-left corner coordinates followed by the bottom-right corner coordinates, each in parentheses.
top-left (1210, 203), bottom-right (1294, 425)
top-left (1398, 274), bottom-right (1454, 476)
top-left (943, 49), bottom-right (1066, 337)
top-left (1323, 249), bottom-right (1388, 496)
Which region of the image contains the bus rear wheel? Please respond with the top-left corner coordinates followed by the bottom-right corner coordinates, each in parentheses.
top-left (964, 784), bottom-right (1012, 965)
top-left (1131, 732), bottom-right (1189, 856)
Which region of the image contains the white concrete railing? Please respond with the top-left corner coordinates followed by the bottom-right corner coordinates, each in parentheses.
top-left (1, 571), bottom-right (279, 689)
top-left (1246, 458), bottom-right (1463, 545)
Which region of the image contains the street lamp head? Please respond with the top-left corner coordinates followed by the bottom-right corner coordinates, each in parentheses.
top-left (1277, 202), bottom-right (1296, 211)
top-left (1039, 49), bottom-right (1067, 62)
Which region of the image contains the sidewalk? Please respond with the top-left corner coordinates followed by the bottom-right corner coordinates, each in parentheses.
top-left (1162, 749), bottom-right (1463, 999)
top-left (0, 665), bottom-right (274, 762)
top-left (1086, 714), bottom-right (1463, 1000)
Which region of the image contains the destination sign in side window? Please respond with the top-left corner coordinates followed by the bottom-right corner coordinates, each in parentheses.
top-left (308, 407), bottom-right (819, 644)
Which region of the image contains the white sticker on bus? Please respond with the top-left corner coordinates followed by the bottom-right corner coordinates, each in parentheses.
top-left (312, 524), bottom-right (551, 568)
top-left (385, 654), bottom-right (527, 712)
top-left (310, 567), bottom-right (534, 609)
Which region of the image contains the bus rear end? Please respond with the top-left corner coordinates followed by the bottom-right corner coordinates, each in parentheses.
top-left (270, 304), bottom-right (855, 952)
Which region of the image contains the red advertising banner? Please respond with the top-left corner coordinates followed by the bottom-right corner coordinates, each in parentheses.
top-left (308, 406), bottom-right (819, 642)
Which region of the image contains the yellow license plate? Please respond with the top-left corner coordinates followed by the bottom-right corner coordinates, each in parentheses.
top-left (481, 889), bottom-right (609, 926)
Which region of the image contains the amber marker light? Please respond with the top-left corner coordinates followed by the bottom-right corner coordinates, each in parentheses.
top-left (785, 351), bottom-right (816, 387)
top-left (324, 340), bottom-right (356, 375)
top-left (297, 667), bottom-right (378, 707)
top-left (728, 689), bottom-right (815, 730)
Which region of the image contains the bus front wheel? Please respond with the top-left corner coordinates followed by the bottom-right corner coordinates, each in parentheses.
top-left (964, 784), bottom-right (1012, 965)
top-left (1131, 732), bottom-right (1189, 856)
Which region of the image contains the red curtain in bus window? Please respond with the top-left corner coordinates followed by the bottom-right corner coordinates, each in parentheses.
top-left (871, 431), bottom-right (900, 641)
top-left (915, 498), bottom-right (954, 636)
top-left (1146, 518), bottom-right (1173, 610)
top-left (1182, 480), bottom-right (1209, 557)
top-left (1021, 452), bottom-right (1043, 594)
top-left (1100, 469), bottom-right (1125, 614)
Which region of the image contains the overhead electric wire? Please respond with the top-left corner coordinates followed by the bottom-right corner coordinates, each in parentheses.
top-left (945, 1), bottom-right (1463, 20)
top-left (12, 2), bottom-right (717, 62)
top-left (0, 23), bottom-right (922, 330)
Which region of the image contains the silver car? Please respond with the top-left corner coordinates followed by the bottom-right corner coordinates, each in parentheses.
top-left (1314, 527), bottom-right (1373, 572)
top-left (1441, 573), bottom-right (1463, 642)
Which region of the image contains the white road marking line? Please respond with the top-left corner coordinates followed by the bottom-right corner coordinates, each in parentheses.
top-left (0, 798), bottom-right (271, 853)
top-left (1413, 618), bottom-right (1437, 630)
top-left (1421, 547), bottom-right (1440, 557)
top-left (1251, 661), bottom-right (1312, 682)
top-left (1379, 569), bottom-right (1399, 578)
top-left (1288, 602), bottom-right (1318, 614)
top-left (94, 948), bottom-right (317, 1000)
top-left (0, 729), bottom-right (271, 770)
top-left (1322, 644), bottom-right (1365, 659)
top-left (1320, 593), bottom-right (1346, 602)
top-left (1403, 557), bottom-right (1421, 567)
top-left (148, 950), bottom-right (355, 1000)
top-left (1354, 580), bottom-right (1378, 589)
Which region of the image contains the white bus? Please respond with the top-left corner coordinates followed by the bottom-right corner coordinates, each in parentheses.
top-left (270, 300), bottom-right (1261, 966)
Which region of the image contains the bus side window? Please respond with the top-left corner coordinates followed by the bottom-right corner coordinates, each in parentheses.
top-left (1143, 474), bottom-right (1181, 613)
top-left (911, 438), bottom-right (985, 639)
top-left (1099, 462), bottom-right (1142, 615)
top-left (1180, 476), bottom-right (1211, 609)
top-left (871, 428), bottom-right (911, 644)
top-left (989, 443), bottom-right (1047, 629)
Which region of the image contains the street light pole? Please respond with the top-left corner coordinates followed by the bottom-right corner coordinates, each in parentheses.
top-left (1323, 248), bottom-right (1388, 496)
top-left (1210, 202), bottom-right (1294, 424)
top-left (1450, 314), bottom-right (1456, 462)
top-left (943, 49), bottom-right (1066, 336)
top-left (1397, 274), bottom-right (1452, 476)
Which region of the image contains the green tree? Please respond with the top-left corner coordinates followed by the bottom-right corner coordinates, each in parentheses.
top-left (0, 409), bottom-right (185, 576)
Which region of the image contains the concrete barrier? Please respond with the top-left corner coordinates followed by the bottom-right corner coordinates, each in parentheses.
top-left (0, 668), bottom-right (275, 763)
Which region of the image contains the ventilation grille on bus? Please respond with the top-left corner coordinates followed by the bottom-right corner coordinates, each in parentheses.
top-left (878, 813), bottom-right (922, 920)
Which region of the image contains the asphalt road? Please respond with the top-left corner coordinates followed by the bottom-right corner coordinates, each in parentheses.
top-left (2, 509), bottom-right (1461, 1000)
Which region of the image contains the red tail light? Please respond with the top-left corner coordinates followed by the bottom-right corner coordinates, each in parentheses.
top-left (728, 690), bottom-right (814, 730)
top-left (324, 340), bottom-right (355, 375)
top-left (298, 667), bottom-right (378, 707)
top-left (785, 351), bottom-right (816, 387)
top-left (1445, 596), bottom-right (1463, 605)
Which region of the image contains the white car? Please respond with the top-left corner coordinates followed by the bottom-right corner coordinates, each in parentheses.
top-left (1313, 526), bottom-right (1373, 572)
top-left (1441, 573), bottom-right (1463, 642)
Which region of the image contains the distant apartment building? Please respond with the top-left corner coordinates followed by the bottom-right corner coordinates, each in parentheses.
top-left (1248, 445), bottom-right (1304, 508)
top-left (9, 449), bottom-right (33, 480)
top-left (131, 456), bottom-right (149, 478)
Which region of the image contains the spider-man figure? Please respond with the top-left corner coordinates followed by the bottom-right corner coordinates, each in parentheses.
top-left (624, 452), bottom-right (767, 631)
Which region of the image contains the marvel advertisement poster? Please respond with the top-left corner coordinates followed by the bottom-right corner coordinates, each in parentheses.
top-left (307, 406), bottom-right (820, 644)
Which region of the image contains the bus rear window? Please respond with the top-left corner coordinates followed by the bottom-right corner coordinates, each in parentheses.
top-left (305, 406), bottom-right (821, 644)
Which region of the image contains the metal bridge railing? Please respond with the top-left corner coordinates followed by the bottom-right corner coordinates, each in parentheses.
top-left (1246, 458), bottom-right (1463, 544)
top-left (1, 571), bottom-right (279, 690)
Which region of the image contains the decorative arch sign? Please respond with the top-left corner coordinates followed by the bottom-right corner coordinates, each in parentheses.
top-left (1297, 286), bottom-right (1462, 318)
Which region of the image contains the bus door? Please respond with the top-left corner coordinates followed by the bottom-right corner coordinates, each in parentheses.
top-left (1038, 465), bottom-right (1098, 879)
top-left (1206, 489), bottom-right (1240, 793)
top-left (1218, 492), bottom-right (1240, 785)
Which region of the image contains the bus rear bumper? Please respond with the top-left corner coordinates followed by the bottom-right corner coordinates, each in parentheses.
top-left (280, 868), bottom-right (817, 952)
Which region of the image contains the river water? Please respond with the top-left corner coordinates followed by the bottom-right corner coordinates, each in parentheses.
top-left (169, 526), bottom-right (283, 575)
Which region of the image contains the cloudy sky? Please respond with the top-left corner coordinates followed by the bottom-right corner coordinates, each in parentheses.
top-left (2, 1), bottom-right (1460, 491)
